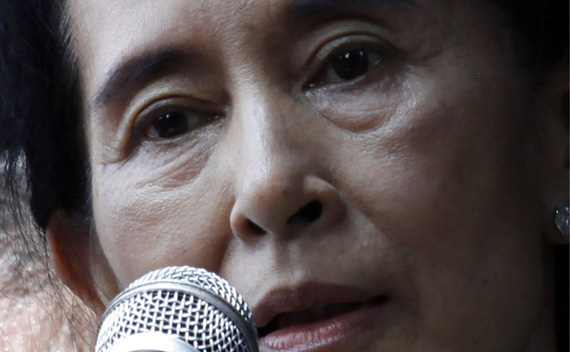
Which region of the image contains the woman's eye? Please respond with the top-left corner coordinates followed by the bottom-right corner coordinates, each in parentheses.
top-left (135, 99), bottom-right (221, 142)
top-left (310, 45), bottom-right (383, 88)
top-left (332, 49), bottom-right (371, 80)
top-left (148, 110), bottom-right (189, 139)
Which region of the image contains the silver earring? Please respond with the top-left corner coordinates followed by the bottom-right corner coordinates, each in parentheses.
top-left (554, 203), bottom-right (569, 240)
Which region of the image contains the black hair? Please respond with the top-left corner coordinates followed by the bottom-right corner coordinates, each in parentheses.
top-left (490, 0), bottom-right (568, 76)
top-left (0, 0), bottom-right (567, 350)
top-left (0, 0), bottom-right (87, 230)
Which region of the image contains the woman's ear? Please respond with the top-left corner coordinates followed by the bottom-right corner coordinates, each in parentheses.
top-left (47, 209), bottom-right (116, 315)
top-left (536, 58), bottom-right (569, 244)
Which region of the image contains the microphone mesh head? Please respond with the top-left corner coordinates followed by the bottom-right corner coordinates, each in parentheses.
top-left (95, 266), bottom-right (258, 352)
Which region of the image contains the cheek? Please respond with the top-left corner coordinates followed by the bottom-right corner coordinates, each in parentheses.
top-left (91, 164), bottom-right (233, 288)
top-left (335, 68), bottom-right (545, 345)
top-left (346, 60), bottom-right (538, 241)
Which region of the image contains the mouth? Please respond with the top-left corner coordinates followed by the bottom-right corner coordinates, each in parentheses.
top-left (254, 284), bottom-right (389, 351)
top-left (258, 296), bottom-right (387, 337)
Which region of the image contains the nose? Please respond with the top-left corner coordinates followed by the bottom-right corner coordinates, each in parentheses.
top-left (231, 174), bottom-right (346, 239)
top-left (229, 93), bottom-right (345, 240)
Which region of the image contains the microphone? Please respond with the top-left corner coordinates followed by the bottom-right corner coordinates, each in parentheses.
top-left (95, 266), bottom-right (258, 352)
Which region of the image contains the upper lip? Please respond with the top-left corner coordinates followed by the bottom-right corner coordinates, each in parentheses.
top-left (252, 282), bottom-right (382, 329)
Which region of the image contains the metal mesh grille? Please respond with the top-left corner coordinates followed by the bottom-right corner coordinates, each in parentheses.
top-left (95, 267), bottom-right (257, 352)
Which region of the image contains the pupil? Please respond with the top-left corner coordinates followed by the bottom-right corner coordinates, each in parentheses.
top-left (152, 111), bottom-right (188, 138)
top-left (332, 49), bottom-right (369, 80)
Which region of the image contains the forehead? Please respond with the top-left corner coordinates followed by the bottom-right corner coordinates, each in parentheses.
top-left (68, 0), bottom-right (424, 32)
top-left (67, 0), bottom-right (440, 69)
top-left (67, 0), bottom-right (485, 111)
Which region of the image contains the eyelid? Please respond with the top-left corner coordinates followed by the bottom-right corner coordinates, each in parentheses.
top-left (314, 33), bottom-right (383, 65)
top-left (292, 20), bottom-right (394, 72)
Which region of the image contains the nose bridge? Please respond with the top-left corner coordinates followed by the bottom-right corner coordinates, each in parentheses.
top-left (228, 83), bottom-right (341, 239)
top-left (233, 84), bottom-right (306, 207)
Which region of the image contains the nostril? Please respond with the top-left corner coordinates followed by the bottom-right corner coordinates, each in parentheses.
top-left (287, 200), bottom-right (323, 225)
top-left (247, 219), bottom-right (266, 235)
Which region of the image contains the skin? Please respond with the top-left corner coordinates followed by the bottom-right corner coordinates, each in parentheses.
top-left (54, 0), bottom-right (567, 351)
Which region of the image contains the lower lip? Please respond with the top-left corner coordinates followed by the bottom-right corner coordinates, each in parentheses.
top-left (258, 299), bottom-right (388, 352)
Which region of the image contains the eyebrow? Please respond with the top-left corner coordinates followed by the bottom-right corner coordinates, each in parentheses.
top-left (92, 47), bottom-right (192, 110)
top-left (284, 0), bottom-right (415, 24)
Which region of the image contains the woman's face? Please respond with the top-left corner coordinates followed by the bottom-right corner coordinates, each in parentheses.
top-left (66, 0), bottom-right (556, 351)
